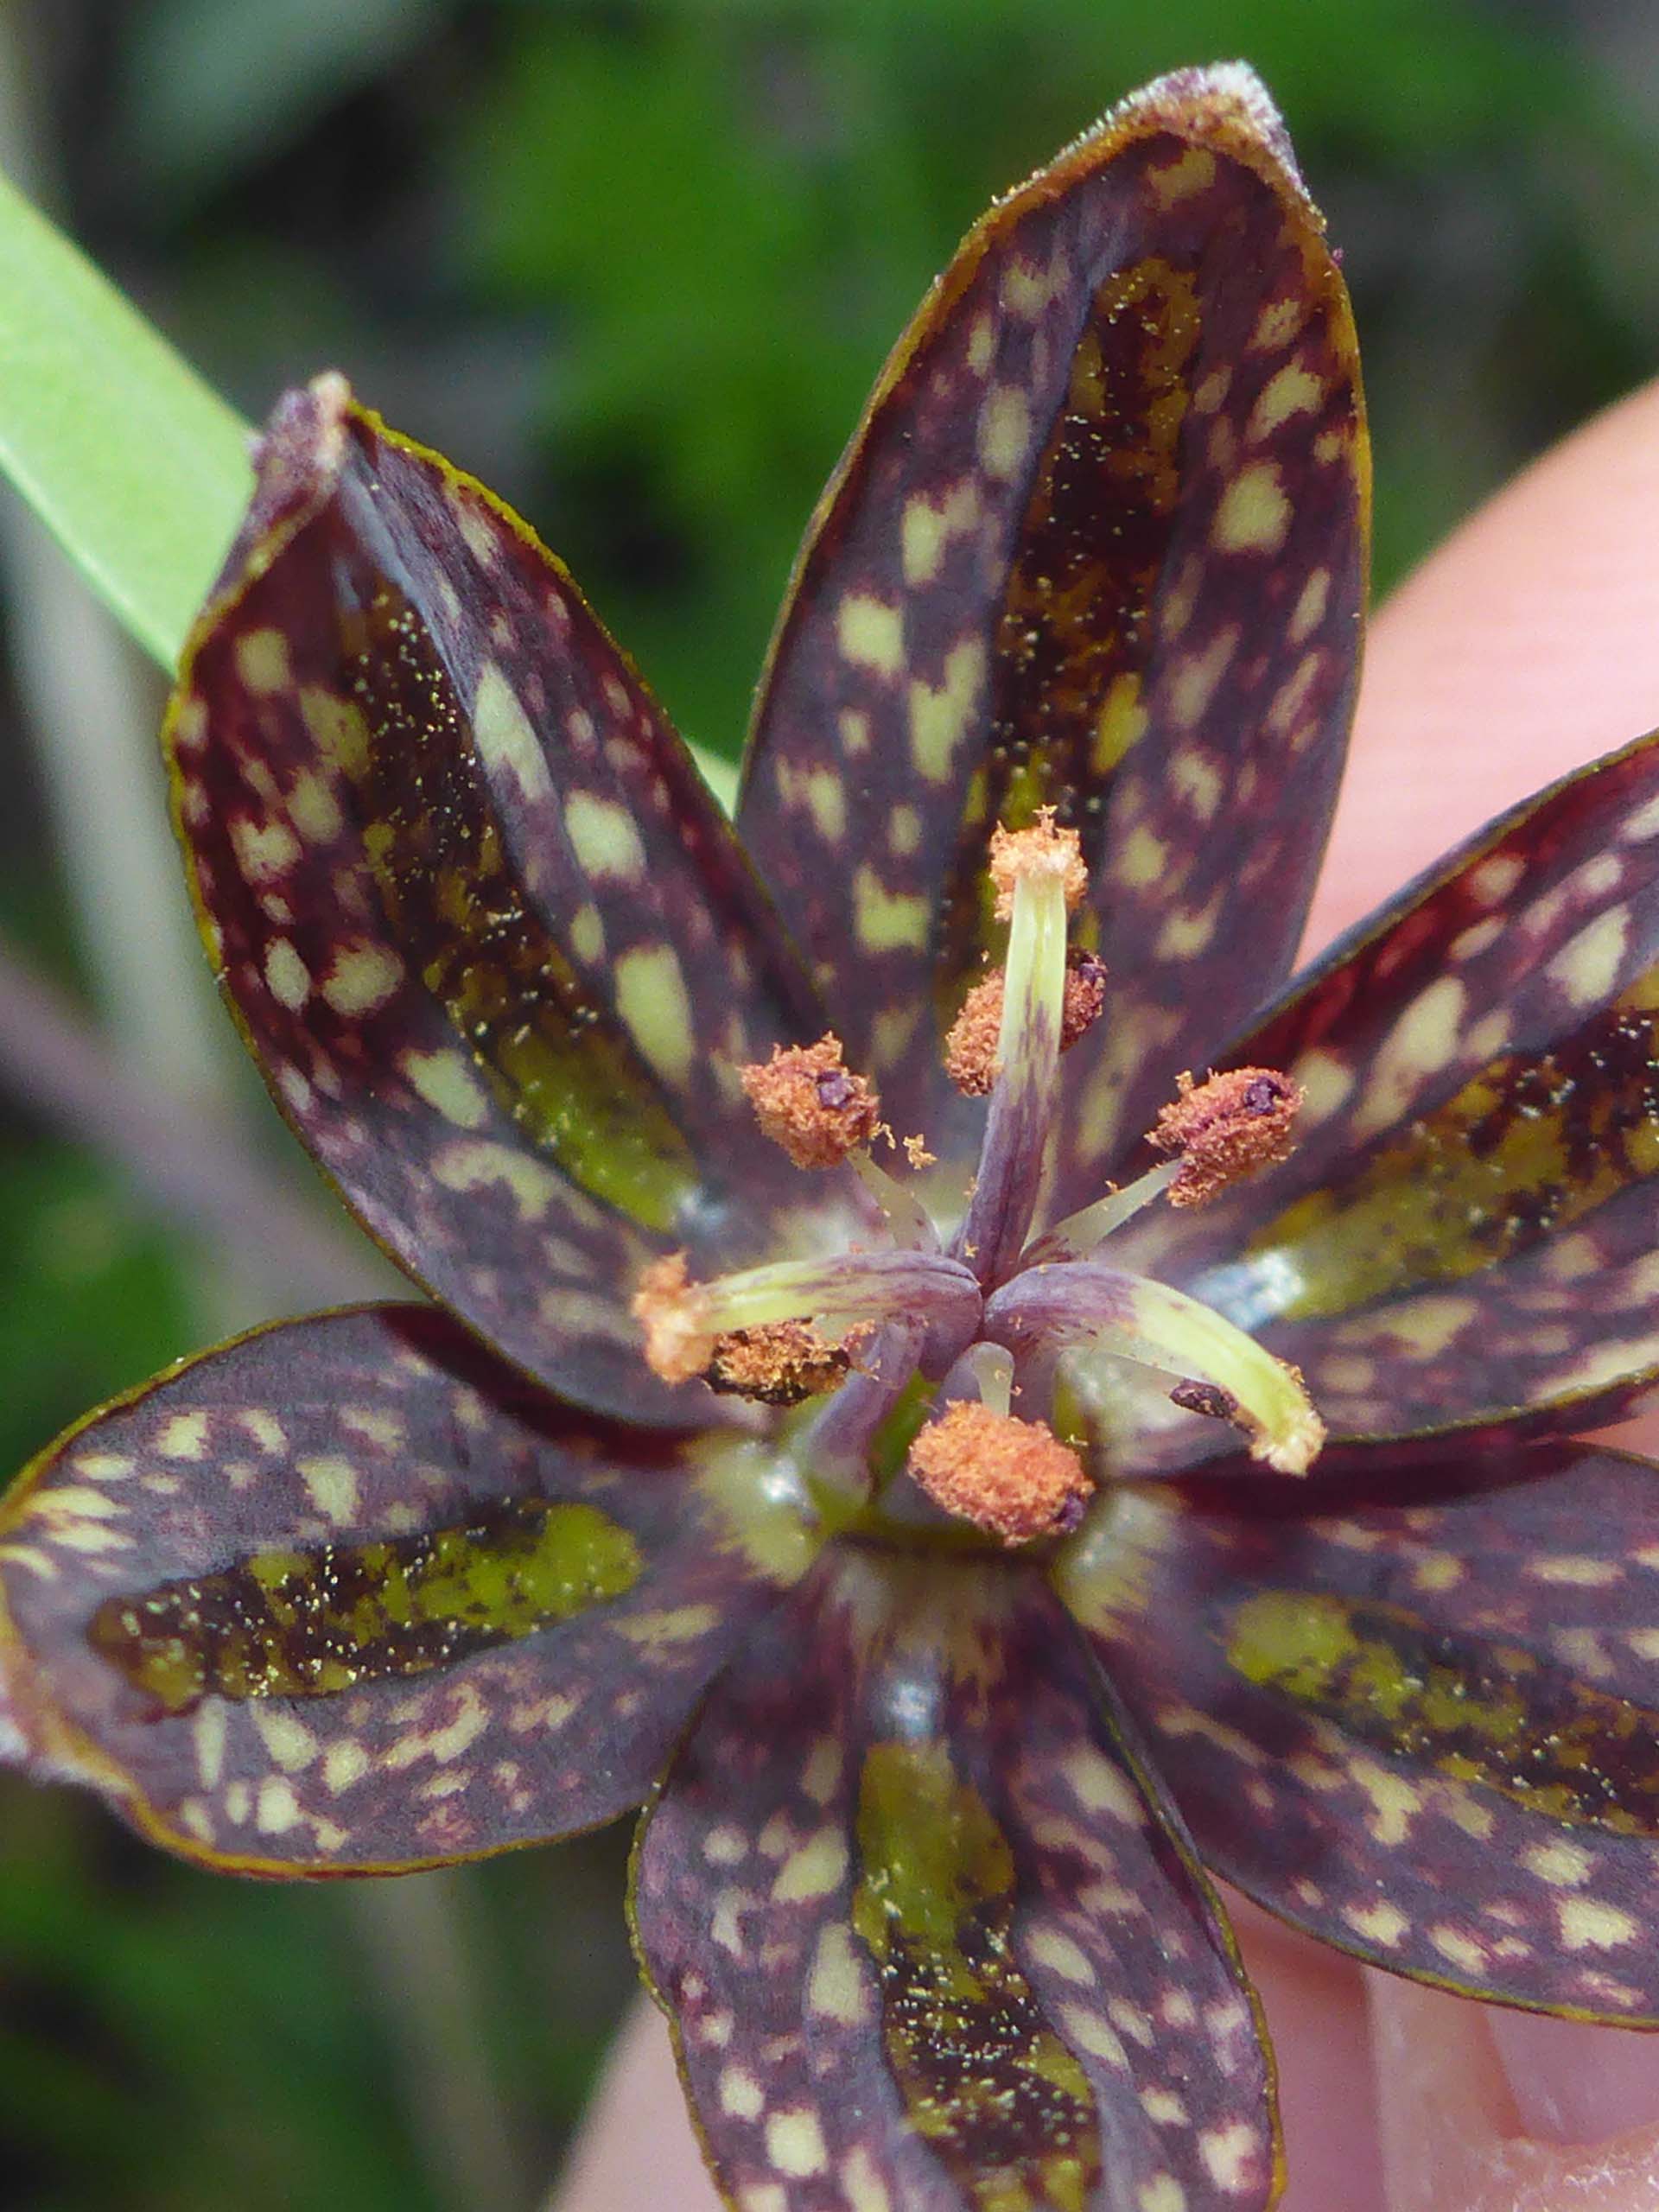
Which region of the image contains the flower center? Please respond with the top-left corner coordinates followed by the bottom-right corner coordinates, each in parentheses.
top-left (632, 813), bottom-right (1324, 1546)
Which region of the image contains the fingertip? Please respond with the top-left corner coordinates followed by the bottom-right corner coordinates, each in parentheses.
top-left (1312, 378), bottom-right (1659, 946)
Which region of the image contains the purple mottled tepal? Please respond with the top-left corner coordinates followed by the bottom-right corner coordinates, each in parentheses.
top-left (9, 58), bottom-right (1659, 2212)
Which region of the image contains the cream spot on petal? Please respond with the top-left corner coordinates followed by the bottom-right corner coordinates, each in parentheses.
top-left (1198, 2120), bottom-right (1260, 2194)
top-left (1249, 359), bottom-right (1325, 442)
top-left (1468, 852), bottom-right (1525, 906)
top-left (966, 314), bottom-right (995, 375)
top-left (770, 1827), bottom-right (848, 1903)
top-left (1560, 1898), bottom-right (1640, 1951)
top-left (286, 769), bottom-right (343, 843)
top-left (1530, 1555), bottom-right (1620, 1587)
top-left (1166, 625), bottom-right (1239, 730)
top-left (1147, 143), bottom-right (1216, 204)
top-left (842, 2149), bottom-right (891, 2212)
top-left (909, 639), bottom-right (985, 783)
top-left (1351, 1760), bottom-right (1421, 1846)
top-left (232, 817), bottom-right (302, 883)
top-left (853, 867), bottom-right (929, 953)
top-left (804, 768), bottom-right (846, 843)
top-left (236, 628), bottom-right (292, 694)
top-left (764, 2109), bottom-right (828, 2179)
top-left (807, 1923), bottom-right (868, 2025)
top-left (1027, 1927), bottom-right (1095, 1984)
top-left (298, 1453), bottom-right (359, 1524)
top-left (1289, 1046), bottom-right (1354, 1128)
top-left (1343, 1899), bottom-right (1408, 1948)
top-left (613, 944), bottom-right (695, 1084)
top-left (1548, 906), bottom-right (1630, 1008)
top-left (977, 386), bottom-right (1031, 479)
top-left (257, 1777), bottom-right (302, 1834)
top-left (719, 2066), bottom-right (765, 2120)
top-left (1288, 567), bottom-right (1331, 646)
top-left (473, 664), bottom-right (551, 801)
top-left (194, 1701), bottom-right (226, 1788)
top-left (323, 1740), bottom-right (370, 1795)
top-left (1523, 1839), bottom-right (1592, 1888)
top-left (253, 1707), bottom-right (320, 1774)
top-left (837, 594), bottom-right (903, 677)
top-left (888, 804), bottom-right (921, 857)
top-left (1352, 976), bottom-right (1466, 1139)
top-left (1139, 2182), bottom-right (1188, 2212)
top-left (264, 939), bottom-right (311, 1010)
top-left (156, 1411), bottom-right (209, 1460)
top-left (404, 1050), bottom-right (490, 1128)
top-left (322, 944), bottom-right (404, 1017)
top-left (432, 1139), bottom-right (559, 1220)
top-left (1212, 462), bottom-right (1290, 554)
top-left (569, 903), bottom-right (605, 964)
top-left (1058, 2003), bottom-right (1129, 2068)
top-left (565, 792), bottom-right (646, 882)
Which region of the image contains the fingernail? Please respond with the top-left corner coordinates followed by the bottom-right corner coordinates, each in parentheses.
top-left (1487, 2006), bottom-right (1659, 2145)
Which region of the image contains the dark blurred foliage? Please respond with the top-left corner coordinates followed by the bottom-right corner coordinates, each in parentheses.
top-left (3, 2), bottom-right (1659, 2205)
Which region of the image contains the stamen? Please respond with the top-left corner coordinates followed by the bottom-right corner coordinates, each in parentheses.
top-left (1150, 1066), bottom-right (1303, 1208)
top-left (706, 1320), bottom-right (861, 1406)
top-left (956, 814), bottom-right (1089, 1285)
top-left (741, 1034), bottom-right (880, 1168)
top-left (633, 1249), bottom-right (982, 1387)
top-left (1025, 1157), bottom-right (1183, 1264)
top-left (850, 1147), bottom-right (937, 1249)
top-left (906, 1401), bottom-right (1092, 1547)
top-left (982, 1261), bottom-right (1325, 1476)
top-left (945, 950), bottom-right (1109, 1097)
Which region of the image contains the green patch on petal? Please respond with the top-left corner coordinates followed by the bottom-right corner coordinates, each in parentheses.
top-left (88, 1497), bottom-right (642, 1715)
top-left (1249, 986), bottom-right (1659, 1321)
top-left (1227, 1587), bottom-right (1659, 1835)
top-left (0, 1307), bottom-right (808, 1872)
top-left (854, 1738), bottom-right (1099, 2211)
top-left (353, 575), bottom-right (699, 1230)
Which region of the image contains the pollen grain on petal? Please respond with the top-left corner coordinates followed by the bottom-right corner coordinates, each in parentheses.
top-left (988, 808), bottom-right (1087, 922)
top-left (740, 1034), bottom-right (881, 1169)
top-left (1149, 1065), bottom-right (1303, 1207)
top-left (632, 1253), bottom-right (714, 1385)
top-left (906, 1400), bottom-right (1093, 1546)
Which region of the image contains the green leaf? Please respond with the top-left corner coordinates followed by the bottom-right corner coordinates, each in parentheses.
top-left (0, 172), bottom-right (251, 671)
top-left (0, 175), bottom-right (744, 819)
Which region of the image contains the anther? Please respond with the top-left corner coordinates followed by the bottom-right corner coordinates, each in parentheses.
top-left (1149, 1066), bottom-right (1303, 1208)
top-left (906, 1400), bottom-right (1093, 1547)
top-left (988, 809), bottom-right (1087, 921)
top-left (741, 1033), bottom-right (880, 1169)
top-left (706, 1320), bottom-right (861, 1406)
top-left (945, 950), bottom-right (1108, 1096)
top-left (632, 1253), bottom-right (711, 1384)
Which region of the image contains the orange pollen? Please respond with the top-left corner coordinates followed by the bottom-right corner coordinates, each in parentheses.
top-left (988, 808), bottom-right (1087, 922)
top-left (631, 1253), bottom-right (713, 1384)
top-left (944, 973), bottom-right (1004, 1096)
top-left (906, 1401), bottom-right (1094, 1548)
top-left (1149, 1065), bottom-right (1303, 1209)
top-left (945, 950), bottom-right (1109, 1096)
top-left (741, 1034), bottom-right (881, 1169)
top-left (706, 1319), bottom-right (861, 1407)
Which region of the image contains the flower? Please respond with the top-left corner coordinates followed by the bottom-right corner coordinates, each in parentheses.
top-left (6, 56), bottom-right (1659, 2212)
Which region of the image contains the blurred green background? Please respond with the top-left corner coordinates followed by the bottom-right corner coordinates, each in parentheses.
top-left (1, 1), bottom-right (1656, 2205)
